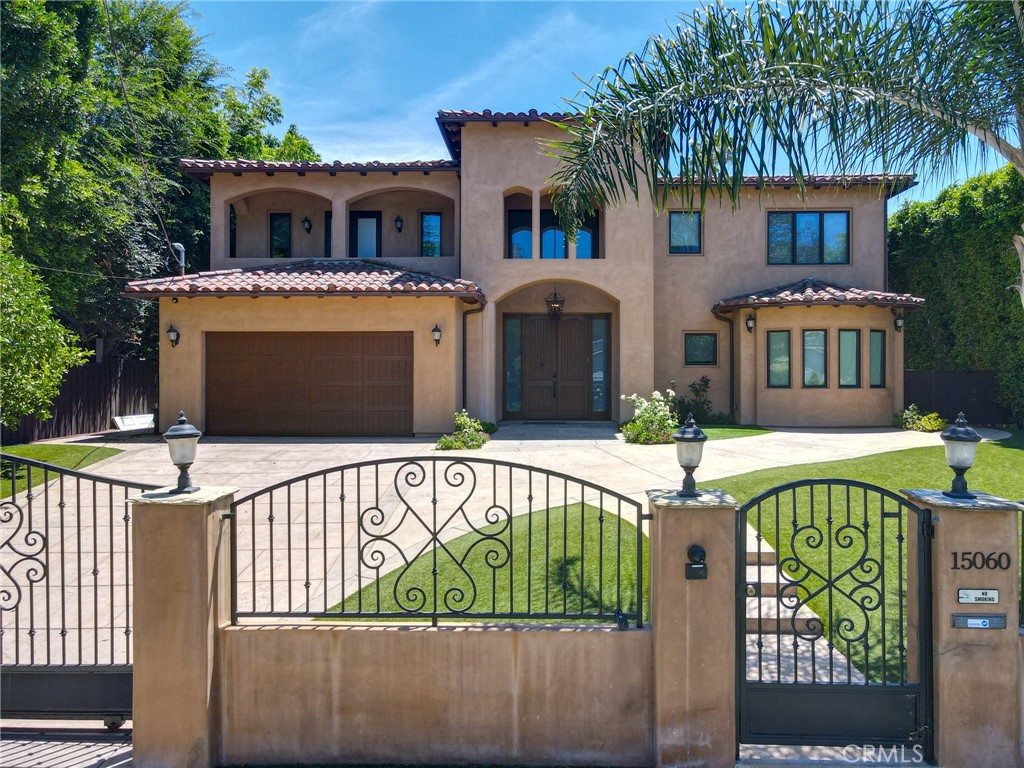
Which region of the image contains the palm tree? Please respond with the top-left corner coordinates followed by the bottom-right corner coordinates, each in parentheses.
top-left (548, 0), bottom-right (1024, 307)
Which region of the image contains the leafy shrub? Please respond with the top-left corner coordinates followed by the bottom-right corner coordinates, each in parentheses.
top-left (671, 376), bottom-right (735, 425)
top-left (620, 389), bottom-right (677, 444)
top-left (895, 404), bottom-right (947, 432)
top-left (480, 421), bottom-right (499, 434)
top-left (437, 409), bottom-right (490, 450)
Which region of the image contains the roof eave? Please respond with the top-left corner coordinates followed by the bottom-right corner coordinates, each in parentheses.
top-left (712, 298), bottom-right (925, 313)
top-left (124, 289), bottom-right (483, 303)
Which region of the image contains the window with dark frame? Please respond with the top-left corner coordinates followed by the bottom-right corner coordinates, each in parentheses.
top-left (540, 210), bottom-right (567, 259)
top-left (767, 211), bottom-right (849, 264)
top-left (575, 211), bottom-right (601, 259)
top-left (324, 210), bottom-right (332, 258)
top-left (683, 332), bottom-right (718, 366)
top-left (269, 212), bottom-right (291, 258)
top-left (838, 329), bottom-right (861, 387)
top-left (870, 330), bottom-right (886, 388)
top-left (507, 209), bottom-right (532, 259)
top-left (767, 330), bottom-right (791, 388)
top-left (802, 329), bottom-right (828, 387)
top-left (669, 211), bottom-right (701, 254)
top-left (349, 211), bottom-right (382, 258)
top-left (420, 212), bottom-right (442, 257)
top-left (229, 204), bottom-right (237, 258)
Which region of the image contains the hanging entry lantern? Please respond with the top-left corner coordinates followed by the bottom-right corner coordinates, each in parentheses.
top-left (545, 284), bottom-right (566, 319)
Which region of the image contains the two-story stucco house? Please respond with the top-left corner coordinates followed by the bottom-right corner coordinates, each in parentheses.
top-left (125, 110), bottom-right (923, 436)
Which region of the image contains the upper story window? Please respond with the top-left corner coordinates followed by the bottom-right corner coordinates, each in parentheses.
top-left (349, 211), bottom-right (382, 258)
top-left (575, 211), bottom-right (600, 260)
top-left (540, 210), bottom-right (566, 259)
top-left (269, 212), bottom-right (291, 258)
top-left (420, 212), bottom-right (442, 257)
top-left (669, 211), bottom-right (701, 254)
top-left (768, 211), bottom-right (849, 265)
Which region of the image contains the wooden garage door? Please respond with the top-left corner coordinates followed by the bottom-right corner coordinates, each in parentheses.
top-left (205, 332), bottom-right (413, 436)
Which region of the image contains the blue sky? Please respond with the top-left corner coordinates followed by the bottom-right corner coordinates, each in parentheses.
top-left (188, 0), bottom-right (1005, 206)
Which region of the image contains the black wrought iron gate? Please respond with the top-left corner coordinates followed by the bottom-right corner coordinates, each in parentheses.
top-left (0, 454), bottom-right (157, 721)
top-left (737, 479), bottom-right (933, 761)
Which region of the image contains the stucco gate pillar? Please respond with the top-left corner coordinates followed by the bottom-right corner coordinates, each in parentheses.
top-left (901, 488), bottom-right (1024, 768)
top-left (129, 486), bottom-right (236, 768)
top-left (647, 488), bottom-right (738, 768)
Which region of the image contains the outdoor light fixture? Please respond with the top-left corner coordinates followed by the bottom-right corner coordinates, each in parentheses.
top-left (166, 325), bottom-right (181, 347)
top-left (893, 309), bottom-right (906, 333)
top-left (162, 410), bottom-right (202, 494)
top-left (545, 284), bottom-right (566, 319)
top-left (745, 314), bottom-right (756, 333)
top-left (394, 215), bottom-right (404, 233)
top-left (431, 324), bottom-right (442, 346)
top-left (302, 216), bottom-right (312, 234)
top-left (940, 412), bottom-right (982, 499)
top-left (673, 412), bottom-right (708, 498)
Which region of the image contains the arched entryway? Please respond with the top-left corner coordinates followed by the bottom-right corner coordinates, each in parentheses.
top-left (496, 282), bottom-right (618, 421)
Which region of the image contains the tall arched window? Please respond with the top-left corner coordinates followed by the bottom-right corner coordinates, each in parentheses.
top-left (504, 191), bottom-right (532, 259)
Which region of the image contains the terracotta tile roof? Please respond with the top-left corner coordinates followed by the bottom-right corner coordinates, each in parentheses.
top-left (124, 260), bottom-right (484, 302)
top-left (179, 158), bottom-right (458, 180)
top-left (712, 277), bottom-right (925, 313)
top-left (436, 109), bottom-right (574, 162)
top-left (662, 173), bottom-right (916, 197)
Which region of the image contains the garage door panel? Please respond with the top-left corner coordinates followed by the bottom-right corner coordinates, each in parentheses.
top-left (311, 334), bottom-right (363, 357)
top-left (206, 331), bottom-right (412, 436)
top-left (311, 359), bottom-right (362, 383)
top-left (206, 333), bottom-right (256, 357)
top-left (365, 360), bottom-right (412, 381)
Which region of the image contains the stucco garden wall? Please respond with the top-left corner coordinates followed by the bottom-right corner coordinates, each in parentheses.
top-left (218, 625), bottom-right (653, 767)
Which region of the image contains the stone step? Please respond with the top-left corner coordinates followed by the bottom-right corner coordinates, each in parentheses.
top-left (745, 550), bottom-right (778, 565)
top-left (745, 616), bottom-right (820, 635)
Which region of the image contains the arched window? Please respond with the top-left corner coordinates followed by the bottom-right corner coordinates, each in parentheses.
top-left (505, 191), bottom-right (532, 259)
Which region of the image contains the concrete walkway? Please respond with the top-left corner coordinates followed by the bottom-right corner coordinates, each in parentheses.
top-left (48, 421), bottom-right (990, 501)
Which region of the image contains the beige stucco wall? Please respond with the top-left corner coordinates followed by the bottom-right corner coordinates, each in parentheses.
top-left (458, 121), bottom-right (655, 423)
top-left (158, 295), bottom-right (463, 434)
top-left (209, 170), bottom-right (461, 276)
top-left (218, 624), bottom-right (653, 767)
top-left (652, 186), bottom-right (890, 416)
top-left (743, 305), bottom-right (901, 426)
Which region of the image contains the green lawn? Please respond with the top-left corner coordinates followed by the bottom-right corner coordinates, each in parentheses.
top-left (0, 443), bottom-right (122, 497)
top-left (715, 430), bottom-right (1024, 682)
top-left (329, 503), bottom-right (649, 624)
top-left (703, 424), bottom-right (772, 441)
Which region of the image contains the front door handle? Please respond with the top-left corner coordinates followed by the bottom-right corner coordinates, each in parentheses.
top-left (552, 372), bottom-right (557, 398)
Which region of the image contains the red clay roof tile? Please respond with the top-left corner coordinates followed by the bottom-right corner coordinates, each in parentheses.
top-left (712, 277), bottom-right (924, 313)
top-left (124, 260), bottom-right (484, 302)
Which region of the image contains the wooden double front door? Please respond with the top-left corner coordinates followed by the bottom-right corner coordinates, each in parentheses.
top-left (503, 314), bottom-right (611, 420)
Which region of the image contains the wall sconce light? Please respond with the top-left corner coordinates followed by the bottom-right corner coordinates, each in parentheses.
top-left (893, 309), bottom-right (906, 333)
top-left (940, 412), bottom-right (982, 499)
top-left (431, 324), bottom-right (442, 346)
top-left (302, 217), bottom-right (312, 234)
top-left (673, 413), bottom-right (708, 498)
top-left (162, 410), bottom-right (202, 494)
top-left (744, 314), bottom-right (756, 333)
top-left (166, 325), bottom-right (181, 347)
top-left (545, 284), bottom-right (566, 319)
top-left (394, 216), bottom-right (404, 233)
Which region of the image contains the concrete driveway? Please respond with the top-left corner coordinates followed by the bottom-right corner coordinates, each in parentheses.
top-left (55, 421), bottom-right (974, 501)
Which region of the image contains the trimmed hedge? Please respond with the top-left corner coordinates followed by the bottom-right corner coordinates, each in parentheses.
top-left (888, 165), bottom-right (1024, 425)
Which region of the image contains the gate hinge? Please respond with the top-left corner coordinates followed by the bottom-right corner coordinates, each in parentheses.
top-left (921, 515), bottom-right (935, 539)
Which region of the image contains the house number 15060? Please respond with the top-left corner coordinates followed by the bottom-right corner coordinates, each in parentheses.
top-left (950, 551), bottom-right (1011, 570)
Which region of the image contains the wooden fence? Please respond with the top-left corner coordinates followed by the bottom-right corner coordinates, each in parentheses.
top-left (1, 358), bottom-right (158, 445)
top-left (904, 369), bottom-right (1014, 426)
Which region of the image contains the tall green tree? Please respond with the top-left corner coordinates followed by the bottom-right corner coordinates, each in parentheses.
top-left (889, 166), bottom-right (1024, 421)
top-left (1, 0), bottom-right (320, 365)
top-left (222, 68), bottom-right (320, 161)
top-left (549, 0), bottom-right (1024, 308)
top-left (0, 235), bottom-right (91, 429)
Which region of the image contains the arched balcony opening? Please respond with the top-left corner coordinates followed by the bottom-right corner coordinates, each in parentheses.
top-left (346, 189), bottom-right (456, 260)
top-left (226, 189), bottom-right (333, 261)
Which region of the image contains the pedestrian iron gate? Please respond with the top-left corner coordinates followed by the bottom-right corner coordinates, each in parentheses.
top-left (737, 479), bottom-right (933, 761)
top-left (0, 454), bottom-right (157, 721)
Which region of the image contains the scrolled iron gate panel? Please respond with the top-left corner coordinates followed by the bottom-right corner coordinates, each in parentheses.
top-left (737, 479), bottom-right (933, 761)
top-left (0, 453), bottom-right (158, 719)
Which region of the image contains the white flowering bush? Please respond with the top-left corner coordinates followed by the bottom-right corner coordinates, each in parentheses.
top-left (620, 388), bottom-right (677, 444)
